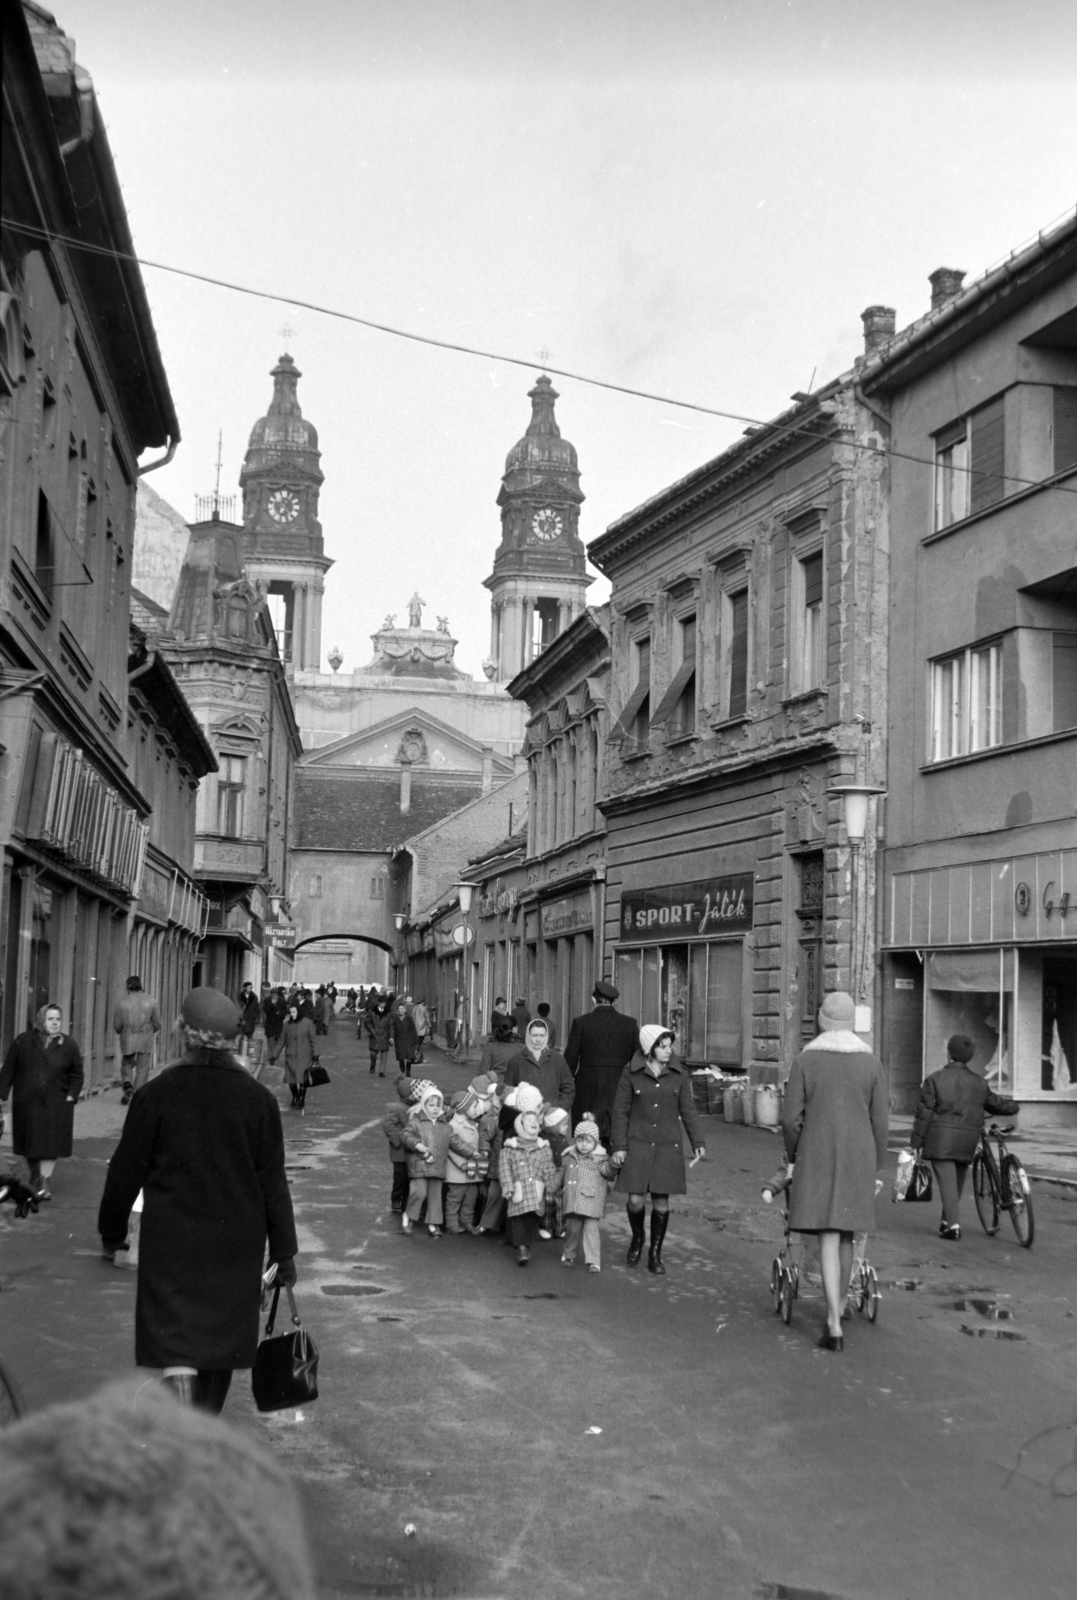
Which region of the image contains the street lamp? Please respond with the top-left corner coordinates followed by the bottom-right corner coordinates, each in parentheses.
top-left (827, 783), bottom-right (886, 1005)
top-left (452, 882), bottom-right (475, 1058)
top-left (393, 912), bottom-right (406, 993)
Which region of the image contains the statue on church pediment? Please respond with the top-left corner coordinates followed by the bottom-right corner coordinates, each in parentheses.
top-left (383, 613), bottom-right (396, 629)
top-left (407, 592), bottom-right (425, 629)
top-left (437, 615), bottom-right (450, 633)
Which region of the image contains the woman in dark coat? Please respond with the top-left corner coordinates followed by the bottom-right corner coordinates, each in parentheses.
top-left (610, 1024), bottom-right (706, 1276)
top-left (0, 1003), bottom-right (83, 1200)
top-left (97, 987), bottom-right (297, 1415)
top-left (911, 1033), bottom-right (1018, 1239)
top-left (282, 1002), bottom-right (318, 1108)
top-left (363, 998), bottom-right (393, 1075)
top-left (781, 991), bottom-right (889, 1351)
top-left (503, 1020), bottom-right (576, 1111)
top-left (389, 1002), bottom-right (420, 1077)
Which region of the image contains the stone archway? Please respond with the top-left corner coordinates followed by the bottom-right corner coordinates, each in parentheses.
top-left (291, 932), bottom-right (395, 992)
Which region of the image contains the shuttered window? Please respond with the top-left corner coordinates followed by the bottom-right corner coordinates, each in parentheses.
top-left (615, 635), bottom-right (651, 748)
top-left (727, 589), bottom-right (749, 718)
top-left (969, 397), bottom-right (1006, 515)
top-left (1054, 387), bottom-right (1077, 475)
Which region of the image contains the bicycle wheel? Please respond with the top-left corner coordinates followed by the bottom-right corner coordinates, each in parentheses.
top-left (1002, 1156), bottom-right (1034, 1248)
top-left (779, 1270), bottom-right (794, 1325)
top-left (771, 1259), bottom-right (784, 1313)
top-left (0, 1355), bottom-right (26, 1428)
top-left (863, 1265), bottom-right (880, 1323)
top-left (972, 1152), bottom-right (999, 1235)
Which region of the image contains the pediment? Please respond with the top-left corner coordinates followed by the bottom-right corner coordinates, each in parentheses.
top-left (212, 712), bottom-right (262, 744)
top-left (303, 707), bottom-right (513, 777)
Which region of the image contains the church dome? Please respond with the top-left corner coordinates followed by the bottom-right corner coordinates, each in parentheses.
top-left (504, 375), bottom-right (578, 476)
top-left (242, 354), bottom-right (321, 474)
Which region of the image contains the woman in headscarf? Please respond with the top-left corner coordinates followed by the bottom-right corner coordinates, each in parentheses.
top-left (503, 1019), bottom-right (575, 1111)
top-left (97, 987), bottom-right (297, 1414)
top-left (781, 991), bottom-right (889, 1351)
top-left (282, 999), bottom-right (318, 1109)
top-left (0, 1003), bottom-right (84, 1201)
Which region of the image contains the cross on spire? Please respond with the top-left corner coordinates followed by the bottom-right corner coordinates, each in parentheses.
top-left (279, 321), bottom-right (296, 348)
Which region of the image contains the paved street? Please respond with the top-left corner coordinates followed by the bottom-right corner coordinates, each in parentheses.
top-left (2, 1020), bottom-right (1075, 1600)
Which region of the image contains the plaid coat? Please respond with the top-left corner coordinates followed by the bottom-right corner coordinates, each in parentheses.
top-left (499, 1137), bottom-right (557, 1217)
top-left (550, 1143), bottom-right (619, 1219)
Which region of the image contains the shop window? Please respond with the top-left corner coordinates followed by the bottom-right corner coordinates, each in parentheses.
top-left (1040, 957), bottom-right (1077, 1094)
top-left (929, 640), bottom-right (1002, 761)
top-left (1054, 386), bottom-right (1077, 475)
top-left (934, 396), bottom-right (1006, 529)
top-left (724, 588), bottom-right (750, 718)
top-left (925, 948), bottom-right (1014, 1092)
top-left (653, 615), bottom-right (697, 738)
top-left (216, 754), bottom-right (246, 836)
top-left (791, 552), bottom-right (824, 693)
top-left (614, 940), bottom-right (742, 1064)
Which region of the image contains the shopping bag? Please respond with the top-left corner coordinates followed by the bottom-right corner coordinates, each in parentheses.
top-left (303, 1062), bottom-right (331, 1088)
top-left (251, 1283), bottom-right (320, 1413)
top-left (903, 1156), bottom-right (933, 1203)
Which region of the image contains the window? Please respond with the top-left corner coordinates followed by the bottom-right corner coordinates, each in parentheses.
top-left (531, 599), bottom-right (560, 656)
top-left (725, 588), bottom-right (750, 718)
top-left (308, 875), bottom-right (323, 898)
top-left (930, 641), bottom-right (1002, 760)
top-left (34, 490), bottom-right (54, 598)
top-left (793, 552), bottom-right (824, 692)
top-left (370, 876), bottom-right (385, 900)
top-left (1054, 632), bottom-right (1077, 730)
top-left (615, 635), bottom-right (651, 751)
top-left (216, 754), bottom-right (246, 836)
top-left (935, 396), bottom-right (1006, 529)
top-left (1055, 387), bottom-right (1077, 475)
top-left (652, 615), bottom-right (697, 738)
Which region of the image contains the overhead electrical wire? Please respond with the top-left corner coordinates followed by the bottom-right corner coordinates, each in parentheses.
top-left (3, 215), bottom-right (1076, 499)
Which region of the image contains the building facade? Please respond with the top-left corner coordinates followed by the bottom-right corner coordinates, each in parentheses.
top-left (863, 221), bottom-right (1077, 1126)
top-left (0, 3), bottom-right (180, 1080)
top-left (588, 359), bottom-right (890, 1082)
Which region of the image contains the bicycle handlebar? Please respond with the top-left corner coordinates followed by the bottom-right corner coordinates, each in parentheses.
top-left (986, 1123), bottom-right (1016, 1136)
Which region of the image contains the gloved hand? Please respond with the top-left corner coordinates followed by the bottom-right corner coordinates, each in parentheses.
top-left (273, 1256), bottom-right (298, 1286)
top-left (512, 1181), bottom-right (524, 1203)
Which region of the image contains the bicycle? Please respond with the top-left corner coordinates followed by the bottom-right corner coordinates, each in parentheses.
top-left (972, 1123), bottom-right (1034, 1248)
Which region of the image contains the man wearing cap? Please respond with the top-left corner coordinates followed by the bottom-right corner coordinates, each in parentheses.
top-left (564, 980), bottom-right (640, 1143)
top-left (98, 987), bottom-right (298, 1415)
top-left (113, 977), bottom-right (162, 1105)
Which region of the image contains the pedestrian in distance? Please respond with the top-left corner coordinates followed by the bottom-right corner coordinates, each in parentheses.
top-left (282, 1000), bottom-right (317, 1110)
top-left (390, 999), bottom-right (420, 1077)
top-left (236, 982), bottom-right (260, 1059)
top-left (511, 996), bottom-right (531, 1039)
top-left (399, 1081), bottom-right (458, 1237)
top-left (611, 1024), bottom-right (705, 1276)
top-left (504, 1018), bottom-right (575, 1111)
top-left (411, 997), bottom-right (430, 1063)
top-left (565, 979), bottom-right (640, 1144)
top-left (0, 1003), bottom-right (83, 1202)
top-left (97, 987), bottom-right (298, 1414)
top-left (551, 1114), bottom-right (619, 1272)
top-left (478, 1013), bottom-right (523, 1082)
top-left (313, 986), bottom-right (332, 1036)
top-left (780, 991), bottom-right (889, 1352)
top-left (491, 996), bottom-right (510, 1029)
top-left (443, 1085), bottom-right (491, 1234)
top-left (363, 994), bottom-right (393, 1075)
top-left (113, 976), bottom-right (162, 1104)
top-left (381, 1074), bottom-right (415, 1213)
top-left (535, 1000), bottom-right (556, 1048)
top-left (261, 985), bottom-right (289, 1072)
top-left (499, 1102), bottom-right (557, 1266)
top-left (910, 1033), bottom-right (1019, 1241)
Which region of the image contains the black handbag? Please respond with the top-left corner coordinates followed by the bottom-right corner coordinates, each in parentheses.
top-left (303, 1061), bottom-right (330, 1088)
top-left (904, 1157), bottom-right (933, 1202)
top-left (251, 1283), bottom-right (320, 1413)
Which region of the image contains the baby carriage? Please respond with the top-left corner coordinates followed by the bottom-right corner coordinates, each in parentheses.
top-left (764, 1168), bottom-right (880, 1327)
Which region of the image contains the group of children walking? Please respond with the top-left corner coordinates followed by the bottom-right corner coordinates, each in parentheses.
top-left (381, 1072), bottom-right (619, 1269)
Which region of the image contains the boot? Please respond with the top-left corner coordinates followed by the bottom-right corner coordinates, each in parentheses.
top-left (197, 1369), bottom-right (233, 1414)
top-left (647, 1209), bottom-right (669, 1275)
top-left (161, 1373), bottom-right (200, 1405)
top-left (626, 1205), bottom-right (646, 1266)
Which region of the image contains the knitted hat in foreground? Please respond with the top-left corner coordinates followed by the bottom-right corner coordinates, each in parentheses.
top-left (947, 1033), bottom-right (975, 1064)
top-left (469, 1074), bottom-right (499, 1099)
top-left (395, 1075), bottom-right (414, 1103)
top-left (574, 1115), bottom-right (600, 1144)
top-left (408, 1078), bottom-right (439, 1104)
top-left (505, 1082), bottom-right (542, 1114)
top-left (639, 1023), bottom-right (672, 1057)
top-left (817, 991), bottom-right (856, 1032)
top-left (180, 987), bottom-right (241, 1041)
top-left (543, 1106), bottom-right (569, 1127)
top-left (0, 1378), bottom-right (316, 1600)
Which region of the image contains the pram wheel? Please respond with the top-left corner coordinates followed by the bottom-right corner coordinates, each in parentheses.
top-left (778, 1269), bottom-right (795, 1325)
top-left (771, 1259), bottom-right (784, 1314)
top-left (855, 1264), bottom-right (880, 1322)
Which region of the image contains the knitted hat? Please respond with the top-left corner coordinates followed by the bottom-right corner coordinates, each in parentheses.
top-left (639, 1024), bottom-right (672, 1057)
top-left (395, 1075), bottom-right (414, 1103)
top-left (818, 991), bottom-right (856, 1031)
top-left (448, 1090), bottom-right (467, 1109)
top-left (0, 1378), bottom-right (316, 1600)
top-left (515, 1110), bottom-right (540, 1141)
top-left (593, 979), bottom-right (619, 1002)
top-left (947, 1033), bottom-right (975, 1064)
top-left (407, 1078), bottom-right (439, 1105)
top-left (574, 1115), bottom-right (600, 1144)
top-left (543, 1107), bottom-right (569, 1127)
top-left (469, 1074), bottom-right (499, 1099)
top-left (180, 987), bottom-right (241, 1040)
top-left (505, 1082), bottom-right (542, 1114)
top-left (453, 1087), bottom-right (482, 1116)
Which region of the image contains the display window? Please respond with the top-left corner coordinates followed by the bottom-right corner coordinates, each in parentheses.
top-left (924, 946), bottom-right (1077, 1098)
top-left (614, 940), bottom-right (743, 1065)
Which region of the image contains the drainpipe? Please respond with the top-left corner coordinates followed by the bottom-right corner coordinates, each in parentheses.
top-left (137, 436), bottom-right (178, 477)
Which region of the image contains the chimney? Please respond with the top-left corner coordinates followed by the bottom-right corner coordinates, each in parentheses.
top-left (399, 759), bottom-right (412, 815)
top-left (481, 746), bottom-right (493, 795)
top-left (861, 305), bottom-right (896, 356)
top-left (928, 267), bottom-right (966, 311)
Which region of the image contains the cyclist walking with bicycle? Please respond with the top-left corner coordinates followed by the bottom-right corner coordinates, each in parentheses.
top-left (910, 1034), bottom-right (1018, 1240)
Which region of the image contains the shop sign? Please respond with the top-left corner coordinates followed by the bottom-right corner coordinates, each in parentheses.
top-left (433, 927), bottom-right (462, 957)
top-left (888, 847), bottom-right (1077, 948)
top-left (264, 923), bottom-right (297, 949)
top-left (620, 873), bottom-right (754, 944)
top-left (541, 892), bottom-right (592, 937)
top-left (477, 877), bottom-right (520, 920)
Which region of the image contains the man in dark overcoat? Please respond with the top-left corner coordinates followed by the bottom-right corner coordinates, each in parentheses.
top-left (98, 987), bottom-right (298, 1414)
top-left (564, 980), bottom-right (640, 1142)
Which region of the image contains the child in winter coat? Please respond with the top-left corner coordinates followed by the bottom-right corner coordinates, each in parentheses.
top-left (540, 1107), bottom-right (571, 1239)
top-left (551, 1115), bottom-right (619, 1271)
top-left (499, 1105), bottom-right (557, 1267)
top-left (443, 1085), bottom-right (492, 1234)
top-left (381, 1075), bottom-right (416, 1213)
top-left (399, 1081), bottom-right (472, 1236)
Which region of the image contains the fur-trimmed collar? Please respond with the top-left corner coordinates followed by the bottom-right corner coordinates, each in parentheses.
top-left (803, 1030), bottom-right (872, 1054)
top-left (503, 1136), bottom-right (550, 1150)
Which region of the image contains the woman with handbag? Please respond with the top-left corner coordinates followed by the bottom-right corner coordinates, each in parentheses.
top-left (97, 987), bottom-right (298, 1414)
top-left (0, 1004), bottom-right (83, 1202)
top-left (282, 1001), bottom-right (318, 1109)
top-left (911, 1033), bottom-right (1019, 1240)
top-left (781, 992), bottom-right (889, 1352)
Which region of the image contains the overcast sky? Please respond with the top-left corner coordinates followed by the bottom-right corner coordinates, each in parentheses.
top-left (51, 0), bottom-right (1077, 675)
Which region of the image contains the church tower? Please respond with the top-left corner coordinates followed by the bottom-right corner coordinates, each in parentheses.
top-left (483, 375), bottom-right (590, 681)
top-left (240, 354), bottom-right (332, 671)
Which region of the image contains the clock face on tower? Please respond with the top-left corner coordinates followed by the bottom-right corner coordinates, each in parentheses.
top-left (531, 507), bottom-right (563, 542)
top-left (267, 489), bottom-right (300, 524)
